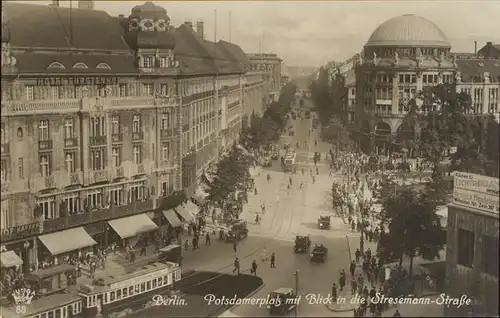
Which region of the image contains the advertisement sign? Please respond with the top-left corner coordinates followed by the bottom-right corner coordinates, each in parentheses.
top-left (1, 223), bottom-right (40, 242)
top-left (453, 172), bottom-right (499, 214)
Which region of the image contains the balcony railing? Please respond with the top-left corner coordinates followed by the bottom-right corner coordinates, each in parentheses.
top-left (64, 138), bottom-right (78, 148)
top-left (90, 136), bottom-right (107, 146)
top-left (111, 133), bottom-right (123, 143)
top-left (92, 170), bottom-right (109, 183)
top-left (1, 143), bottom-right (9, 155)
top-left (38, 140), bottom-right (53, 151)
top-left (2, 99), bottom-right (81, 116)
top-left (161, 129), bottom-right (173, 139)
top-left (42, 199), bottom-right (154, 233)
top-left (70, 171), bottom-right (82, 185)
top-left (132, 131), bottom-right (144, 141)
top-left (44, 175), bottom-right (56, 189)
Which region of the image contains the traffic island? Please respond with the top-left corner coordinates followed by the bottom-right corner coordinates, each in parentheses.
top-left (325, 301), bottom-right (358, 312)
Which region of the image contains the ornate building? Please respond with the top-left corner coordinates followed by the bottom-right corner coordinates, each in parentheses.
top-left (0, 1), bottom-right (270, 270)
top-left (247, 53), bottom-right (282, 101)
top-left (351, 15), bottom-right (500, 156)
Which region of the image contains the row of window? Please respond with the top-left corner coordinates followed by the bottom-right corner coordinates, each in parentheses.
top-left (23, 83), bottom-right (170, 101)
top-left (37, 182), bottom-right (146, 219)
top-left (31, 301), bottom-right (82, 318)
top-left (366, 47), bottom-right (450, 58)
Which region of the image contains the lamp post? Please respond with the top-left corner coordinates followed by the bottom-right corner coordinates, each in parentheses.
top-left (294, 270), bottom-right (299, 317)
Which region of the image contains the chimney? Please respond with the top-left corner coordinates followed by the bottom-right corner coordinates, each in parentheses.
top-left (78, 0), bottom-right (94, 10)
top-left (50, 0), bottom-right (60, 7)
top-left (474, 41), bottom-right (477, 56)
top-left (196, 21), bottom-right (204, 39)
top-left (184, 21), bottom-right (193, 29)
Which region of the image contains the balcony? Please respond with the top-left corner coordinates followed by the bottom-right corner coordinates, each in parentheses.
top-left (2, 99), bottom-right (81, 116)
top-left (38, 140), bottom-right (53, 151)
top-left (132, 131), bottom-right (144, 141)
top-left (70, 171), bottom-right (82, 185)
top-left (111, 165), bottom-right (125, 179)
top-left (90, 136), bottom-right (107, 147)
top-left (160, 129), bottom-right (173, 139)
top-left (88, 170), bottom-right (109, 184)
top-left (111, 133), bottom-right (123, 143)
top-left (42, 199), bottom-right (154, 233)
top-left (64, 138), bottom-right (78, 148)
top-left (1, 143), bottom-right (9, 155)
top-left (1, 180), bottom-right (10, 193)
top-left (130, 163), bottom-right (146, 176)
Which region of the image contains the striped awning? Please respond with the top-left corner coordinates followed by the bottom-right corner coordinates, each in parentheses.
top-left (162, 209), bottom-right (183, 228)
top-left (108, 214), bottom-right (159, 239)
top-left (174, 206), bottom-right (195, 223)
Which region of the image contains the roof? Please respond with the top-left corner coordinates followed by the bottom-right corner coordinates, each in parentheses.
top-left (13, 51), bottom-right (137, 74)
top-left (4, 2), bottom-right (129, 51)
top-left (217, 40), bottom-right (250, 64)
top-left (456, 59), bottom-right (500, 82)
top-left (366, 14), bottom-right (450, 47)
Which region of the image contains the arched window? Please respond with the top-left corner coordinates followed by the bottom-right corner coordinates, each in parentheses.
top-left (73, 63), bottom-right (88, 69)
top-left (47, 62), bottom-right (65, 69)
top-left (96, 63), bottom-right (111, 69)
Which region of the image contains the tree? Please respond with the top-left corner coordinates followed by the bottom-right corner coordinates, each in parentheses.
top-left (205, 145), bottom-right (253, 216)
top-left (321, 117), bottom-right (354, 150)
top-left (377, 187), bottom-right (444, 277)
top-left (310, 67), bottom-right (334, 123)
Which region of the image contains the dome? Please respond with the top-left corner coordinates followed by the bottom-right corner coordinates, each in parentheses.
top-left (130, 1), bottom-right (169, 20)
top-left (365, 14), bottom-right (450, 47)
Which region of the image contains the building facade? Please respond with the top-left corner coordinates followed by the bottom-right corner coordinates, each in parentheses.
top-left (445, 172), bottom-right (499, 317)
top-left (0, 1), bottom-right (270, 270)
top-left (344, 14), bottom-right (500, 156)
top-left (247, 53), bottom-right (282, 98)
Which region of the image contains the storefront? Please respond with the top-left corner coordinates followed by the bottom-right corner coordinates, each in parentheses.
top-left (84, 222), bottom-right (107, 253)
top-left (1, 222), bottom-right (40, 273)
top-left (106, 213), bottom-right (159, 248)
top-left (37, 227), bottom-right (97, 267)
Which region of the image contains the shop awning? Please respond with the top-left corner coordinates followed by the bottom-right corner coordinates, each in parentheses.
top-left (174, 206), bottom-right (195, 223)
top-left (185, 201), bottom-right (199, 217)
top-left (162, 210), bottom-right (183, 228)
top-left (108, 213), bottom-right (159, 239)
top-left (38, 227), bottom-right (97, 256)
top-left (0, 250), bottom-right (23, 268)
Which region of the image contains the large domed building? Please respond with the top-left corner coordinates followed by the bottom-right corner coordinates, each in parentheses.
top-left (355, 14), bottom-right (457, 156)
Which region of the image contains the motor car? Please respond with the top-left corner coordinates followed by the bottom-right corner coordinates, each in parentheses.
top-left (225, 219), bottom-right (248, 241)
top-left (266, 287), bottom-right (297, 315)
top-left (294, 235), bottom-right (311, 253)
top-left (310, 244), bottom-right (328, 263)
top-left (318, 215), bottom-right (331, 229)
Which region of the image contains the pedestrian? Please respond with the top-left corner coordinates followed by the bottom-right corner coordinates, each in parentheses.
top-left (76, 261), bottom-right (81, 277)
top-left (331, 283), bottom-right (338, 301)
top-left (205, 232), bottom-right (211, 246)
top-left (270, 252), bottom-right (276, 268)
top-left (393, 309), bottom-right (401, 317)
top-left (366, 248), bottom-right (372, 260)
top-left (339, 269), bottom-right (346, 291)
top-left (350, 260), bottom-right (356, 277)
top-left (185, 240), bottom-right (189, 251)
top-left (351, 221), bottom-right (355, 232)
top-left (355, 248), bottom-right (361, 263)
top-left (232, 257), bottom-right (240, 275)
top-left (140, 245), bottom-right (146, 256)
top-left (130, 250), bottom-right (136, 263)
top-left (362, 286), bottom-right (369, 299)
top-left (233, 240), bottom-right (237, 253)
top-left (251, 260), bottom-right (258, 276)
top-left (261, 247), bottom-right (267, 262)
top-left (350, 278), bottom-right (357, 296)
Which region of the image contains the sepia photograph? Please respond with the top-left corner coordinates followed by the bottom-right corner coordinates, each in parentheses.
top-left (0, 0), bottom-right (499, 317)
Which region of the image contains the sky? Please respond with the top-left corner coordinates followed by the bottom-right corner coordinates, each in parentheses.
top-left (12, 1), bottom-right (500, 67)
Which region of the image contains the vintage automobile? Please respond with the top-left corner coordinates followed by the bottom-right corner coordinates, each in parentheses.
top-left (226, 219), bottom-right (248, 241)
top-left (310, 244), bottom-right (328, 263)
top-left (318, 215), bottom-right (331, 229)
top-left (267, 287), bottom-right (297, 315)
top-left (294, 235), bottom-right (311, 253)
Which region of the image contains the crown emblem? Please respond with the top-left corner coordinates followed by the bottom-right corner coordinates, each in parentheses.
top-left (12, 288), bottom-right (35, 305)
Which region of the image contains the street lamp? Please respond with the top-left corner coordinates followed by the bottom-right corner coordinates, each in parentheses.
top-left (293, 270), bottom-right (299, 317)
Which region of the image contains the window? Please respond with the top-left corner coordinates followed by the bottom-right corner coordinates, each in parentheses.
top-left (482, 235), bottom-right (499, 277)
top-left (25, 85), bottom-right (34, 100)
top-left (64, 119), bottom-right (74, 139)
top-left (64, 152), bottom-right (75, 173)
top-left (73, 63), bottom-right (88, 69)
top-left (98, 85), bottom-right (107, 97)
top-left (86, 190), bottom-right (103, 208)
top-left (458, 229), bottom-right (475, 268)
top-left (133, 145), bottom-right (142, 164)
top-left (161, 113), bottom-right (170, 130)
top-left (62, 194), bottom-right (80, 214)
top-left (1, 159), bottom-right (7, 182)
top-left (109, 186), bottom-right (124, 206)
top-left (111, 116), bottom-right (120, 134)
top-left (39, 155), bottom-right (51, 177)
top-left (91, 149), bottom-right (105, 170)
top-left (112, 147), bottom-right (121, 167)
top-left (51, 86), bottom-right (63, 99)
top-left (38, 120), bottom-right (49, 141)
top-left (142, 84), bottom-right (153, 96)
top-left (160, 57), bottom-right (169, 68)
top-left (48, 62), bottom-right (65, 69)
top-left (143, 56), bottom-right (154, 68)
top-left (130, 183), bottom-right (144, 201)
top-left (96, 63), bottom-right (111, 69)
top-left (0, 122), bottom-right (5, 144)
top-left (161, 143), bottom-right (170, 160)
top-left (74, 85), bottom-right (84, 99)
top-left (161, 180), bottom-right (169, 196)
top-left (160, 83), bottom-right (169, 96)
top-left (132, 115), bottom-right (141, 133)
top-left (119, 84), bottom-right (127, 97)
top-left (90, 117), bottom-right (105, 137)
top-left (18, 158), bottom-right (23, 179)
top-left (37, 197), bottom-right (56, 220)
